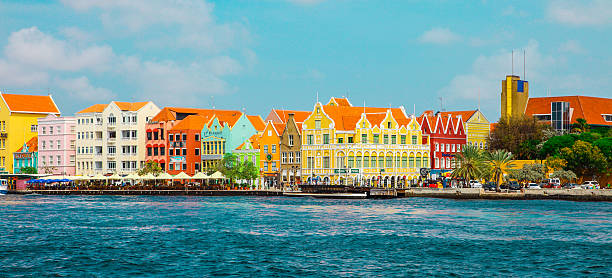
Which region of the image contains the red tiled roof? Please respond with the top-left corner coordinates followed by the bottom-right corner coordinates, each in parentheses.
top-left (525, 96), bottom-right (612, 126)
top-left (249, 134), bottom-right (260, 149)
top-left (16, 136), bottom-right (38, 152)
top-left (247, 115), bottom-right (265, 131)
top-left (152, 107), bottom-right (244, 128)
top-left (2, 93), bottom-right (59, 114)
top-left (272, 123), bottom-right (286, 135)
top-left (170, 115), bottom-right (207, 131)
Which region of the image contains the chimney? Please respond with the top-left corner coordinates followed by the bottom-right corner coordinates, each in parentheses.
top-left (288, 113), bottom-right (295, 122)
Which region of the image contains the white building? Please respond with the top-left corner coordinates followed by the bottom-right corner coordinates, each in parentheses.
top-left (75, 101), bottom-right (160, 176)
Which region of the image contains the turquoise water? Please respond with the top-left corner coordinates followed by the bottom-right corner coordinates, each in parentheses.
top-left (1, 195), bottom-right (611, 277)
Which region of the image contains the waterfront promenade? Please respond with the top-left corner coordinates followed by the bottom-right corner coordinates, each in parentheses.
top-left (15, 187), bottom-right (612, 201)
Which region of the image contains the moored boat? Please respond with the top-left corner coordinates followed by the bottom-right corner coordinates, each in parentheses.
top-left (0, 179), bottom-right (8, 195)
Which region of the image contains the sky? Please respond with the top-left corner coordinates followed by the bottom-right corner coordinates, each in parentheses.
top-left (1, 0), bottom-right (611, 121)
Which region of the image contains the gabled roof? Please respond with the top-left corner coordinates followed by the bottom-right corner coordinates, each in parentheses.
top-left (170, 115), bottom-right (207, 131)
top-left (328, 97), bottom-right (352, 107)
top-left (151, 107), bottom-right (244, 128)
top-left (525, 96), bottom-right (612, 126)
top-left (16, 136), bottom-right (38, 153)
top-left (266, 109), bottom-right (312, 124)
top-left (249, 134), bottom-right (261, 149)
top-left (272, 123), bottom-right (286, 135)
top-left (77, 101), bottom-right (150, 114)
top-left (438, 110), bottom-right (477, 122)
top-left (114, 101), bottom-right (149, 111)
top-left (320, 104), bottom-right (411, 131)
top-left (1, 93), bottom-right (60, 114)
top-left (247, 115), bottom-right (265, 131)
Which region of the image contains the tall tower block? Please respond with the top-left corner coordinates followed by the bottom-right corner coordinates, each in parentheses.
top-left (501, 75), bottom-right (529, 118)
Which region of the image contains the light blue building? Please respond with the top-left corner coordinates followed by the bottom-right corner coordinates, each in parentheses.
top-left (13, 136), bottom-right (38, 173)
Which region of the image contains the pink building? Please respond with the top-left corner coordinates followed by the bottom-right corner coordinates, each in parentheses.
top-left (37, 115), bottom-right (77, 175)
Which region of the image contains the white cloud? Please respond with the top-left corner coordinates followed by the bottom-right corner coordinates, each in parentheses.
top-left (438, 40), bottom-right (557, 117)
top-left (55, 76), bottom-right (116, 101)
top-left (548, 0), bottom-right (612, 26)
top-left (60, 0), bottom-right (248, 52)
top-left (60, 27), bottom-right (94, 43)
top-left (0, 26), bottom-right (244, 106)
top-left (418, 28), bottom-right (461, 45)
top-left (559, 40), bottom-right (586, 54)
top-left (4, 27), bottom-right (113, 72)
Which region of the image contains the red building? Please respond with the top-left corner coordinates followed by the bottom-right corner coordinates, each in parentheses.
top-left (419, 111), bottom-right (467, 175)
top-left (167, 115), bottom-right (206, 175)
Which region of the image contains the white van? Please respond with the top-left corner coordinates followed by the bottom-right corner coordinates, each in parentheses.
top-left (469, 180), bottom-right (482, 188)
top-left (582, 181), bottom-right (599, 189)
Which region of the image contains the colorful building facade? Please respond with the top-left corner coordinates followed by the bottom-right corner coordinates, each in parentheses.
top-left (259, 121), bottom-right (283, 187)
top-left (233, 135), bottom-right (260, 176)
top-left (501, 75), bottom-right (529, 119)
top-left (0, 92), bottom-right (60, 173)
top-left (13, 137), bottom-right (38, 173)
top-left (419, 111), bottom-right (467, 176)
top-left (167, 115), bottom-right (205, 175)
top-left (279, 113), bottom-right (303, 185)
top-left (301, 98), bottom-right (430, 187)
top-left (440, 110), bottom-right (490, 150)
top-left (75, 101), bottom-right (160, 176)
top-left (37, 114), bottom-right (76, 175)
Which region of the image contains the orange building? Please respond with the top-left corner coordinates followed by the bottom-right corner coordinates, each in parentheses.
top-left (525, 96), bottom-right (612, 131)
top-left (259, 121), bottom-right (284, 187)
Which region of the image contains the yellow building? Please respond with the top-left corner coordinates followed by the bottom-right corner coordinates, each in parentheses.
top-left (501, 75), bottom-right (529, 119)
top-left (440, 110), bottom-right (491, 149)
top-left (0, 92), bottom-right (60, 173)
top-left (301, 97), bottom-right (430, 187)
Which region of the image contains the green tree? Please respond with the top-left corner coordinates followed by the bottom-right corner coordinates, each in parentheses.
top-left (451, 145), bottom-right (485, 187)
top-left (488, 115), bottom-right (549, 160)
top-left (484, 149), bottom-right (516, 192)
top-left (236, 160), bottom-right (259, 186)
top-left (593, 137), bottom-right (612, 160)
top-left (540, 134), bottom-right (576, 157)
top-left (20, 166), bottom-right (38, 174)
top-left (216, 153), bottom-right (240, 185)
top-left (137, 161), bottom-right (162, 176)
top-left (550, 169), bottom-right (577, 184)
top-left (572, 118), bottom-right (589, 133)
top-left (545, 156), bottom-right (567, 172)
top-left (508, 164), bottom-right (546, 184)
top-left (559, 140), bottom-right (608, 180)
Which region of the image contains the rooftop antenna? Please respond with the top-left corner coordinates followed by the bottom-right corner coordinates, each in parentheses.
top-left (210, 96), bottom-right (215, 109)
top-left (512, 49), bottom-right (514, 76)
top-left (316, 91), bottom-right (319, 103)
top-left (413, 103), bottom-right (416, 116)
top-left (438, 97), bottom-right (444, 112)
top-left (363, 100), bottom-right (366, 115)
top-left (478, 87), bottom-right (481, 110)
top-left (523, 48), bottom-right (526, 80)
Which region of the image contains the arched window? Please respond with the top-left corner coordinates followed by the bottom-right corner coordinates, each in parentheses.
top-left (435, 158), bottom-right (439, 168)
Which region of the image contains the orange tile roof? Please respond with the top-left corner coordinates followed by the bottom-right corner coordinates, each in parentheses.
top-left (490, 123), bottom-right (498, 132)
top-left (438, 110), bottom-right (476, 122)
top-left (268, 109), bottom-right (312, 123)
top-left (114, 101), bottom-right (149, 111)
top-left (247, 115), bottom-right (265, 131)
top-left (272, 123), bottom-right (286, 135)
top-left (330, 97), bottom-right (352, 107)
top-left (2, 93), bottom-right (59, 114)
top-left (321, 105), bottom-right (410, 131)
top-left (151, 107), bottom-right (245, 127)
top-left (170, 115), bottom-right (207, 131)
top-left (525, 96), bottom-right (612, 126)
top-left (16, 136), bottom-right (38, 152)
top-left (249, 134), bottom-right (261, 149)
top-left (77, 104), bottom-right (108, 114)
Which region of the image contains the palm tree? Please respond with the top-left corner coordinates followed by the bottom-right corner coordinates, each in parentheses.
top-left (451, 145), bottom-right (484, 187)
top-left (484, 150), bottom-right (516, 192)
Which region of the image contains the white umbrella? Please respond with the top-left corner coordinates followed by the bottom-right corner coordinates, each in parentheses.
top-left (209, 171), bottom-right (225, 179)
top-left (156, 172), bottom-right (174, 180)
top-left (173, 172), bottom-right (192, 180)
top-left (141, 173), bottom-right (156, 180)
top-left (108, 173), bottom-right (122, 180)
top-left (192, 172), bottom-right (209, 179)
top-left (124, 173), bottom-right (141, 180)
top-left (91, 174), bottom-right (107, 180)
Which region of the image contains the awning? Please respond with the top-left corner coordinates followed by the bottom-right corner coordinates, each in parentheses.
top-left (153, 144), bottom-right (158, 147)
top-left (146, 144), bottom-right (152, 148)
top-left (159, 159), bottom-right (166, 164)
top-left (146, 129), bottom-right (152, 132)
top-left (159, 144), bottom-right (165, 148)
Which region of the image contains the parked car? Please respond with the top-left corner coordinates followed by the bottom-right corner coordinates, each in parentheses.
top-left (508, 181), bottom-right (521, 190)
top-left (562, 183), bottom-right (579, 189)
top-left (582, 181), bottom-right (600, 189)
top-left (469, 180), bottom-right (482, 188)
top-left (527, 183), bottom-right (541, 189)
top-left (483, 182), bottom-right (497, 191)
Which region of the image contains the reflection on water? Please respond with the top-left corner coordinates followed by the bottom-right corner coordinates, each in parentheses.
top-left (1, 195), bottom-right (611, 277)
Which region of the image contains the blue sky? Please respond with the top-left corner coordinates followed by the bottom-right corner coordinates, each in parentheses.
top-left (1, 0), bottom-right (611, 121)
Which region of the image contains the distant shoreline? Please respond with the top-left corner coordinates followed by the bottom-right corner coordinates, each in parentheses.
top-left (8, 188), bottom-right (612, 202)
